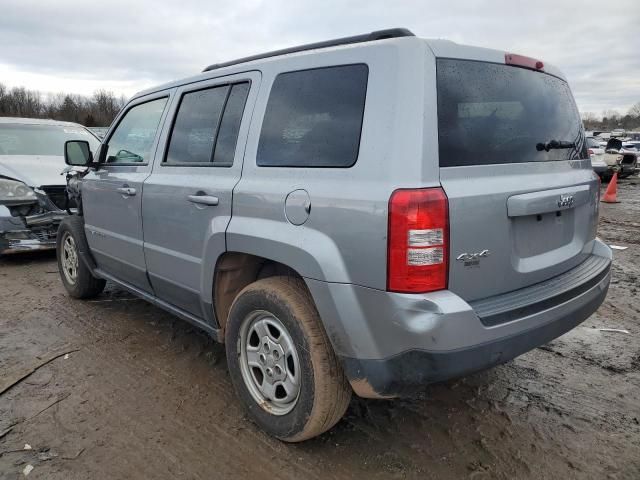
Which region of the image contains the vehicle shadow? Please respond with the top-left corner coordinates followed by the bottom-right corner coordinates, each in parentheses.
top-left (0, 249), bottom-right (57, 265)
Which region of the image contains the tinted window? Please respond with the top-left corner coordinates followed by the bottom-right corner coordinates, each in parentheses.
top-left (437, 59), bottom-right (587, 167)
top-left (257, 64), bottom-right (368, 167)
top-left (213, 82), bottom-right (250, 164)
top-left (166, 86), bottom-right (229, 164)
top-left (106, 98), bottom-right (168, 164)
top-left (0, 124), bottom-right (99, 156)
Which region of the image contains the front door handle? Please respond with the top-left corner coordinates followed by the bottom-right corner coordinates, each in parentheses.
top-left (116, 186), bottom-right (136, 196)
top-left (187, 194), bottom-right (219, 206)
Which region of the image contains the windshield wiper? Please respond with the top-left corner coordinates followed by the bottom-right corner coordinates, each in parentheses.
top-left (536, 139), bottom-right (576, 152)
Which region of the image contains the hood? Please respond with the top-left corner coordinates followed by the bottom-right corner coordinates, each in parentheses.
top-left (0, 155), bottom-right (66, 187)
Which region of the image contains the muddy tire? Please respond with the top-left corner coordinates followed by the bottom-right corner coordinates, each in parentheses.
top-left (56, 216), bottom-right (106, 299)
top-left (225, 276), bottom-right (351, 442)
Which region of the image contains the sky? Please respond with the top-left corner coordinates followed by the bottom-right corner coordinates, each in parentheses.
top-left (1, 0), bottom-right (638, 117)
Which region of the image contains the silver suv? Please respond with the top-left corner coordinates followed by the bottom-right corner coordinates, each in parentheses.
top-left (59, 28), bottom-right (612, 441)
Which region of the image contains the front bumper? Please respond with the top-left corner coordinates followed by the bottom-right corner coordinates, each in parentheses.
top-left (0, 208), bottom-right (64, 254)
top-left (306, 239), bottom-right (612, 398)
top-left (0, 228), bottom-right (58, 254)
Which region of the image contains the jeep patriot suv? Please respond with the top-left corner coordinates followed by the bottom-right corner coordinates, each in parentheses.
top-left (58, 28), bottom-right (612, 441)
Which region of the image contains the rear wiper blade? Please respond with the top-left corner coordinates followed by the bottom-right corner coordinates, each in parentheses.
top-left (536, 139), bottom-right (576, 152)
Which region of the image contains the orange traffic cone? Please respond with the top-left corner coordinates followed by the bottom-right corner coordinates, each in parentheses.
top-left (601, 172), bottom-right (620, 203)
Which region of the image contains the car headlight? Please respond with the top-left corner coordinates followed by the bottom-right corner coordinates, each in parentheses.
top-left (0, 178), bottom-right (38, 205)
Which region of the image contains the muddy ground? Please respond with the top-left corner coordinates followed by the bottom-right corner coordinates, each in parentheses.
top-left (1, 178), bottom-right (639, 480)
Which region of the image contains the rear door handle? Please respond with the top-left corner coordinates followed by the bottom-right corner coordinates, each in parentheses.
top-left (116, 186), bottom-right (136, 196)
top-left (187, 194), bottom-right (219, 206)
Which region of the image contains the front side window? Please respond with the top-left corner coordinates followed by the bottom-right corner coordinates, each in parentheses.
top-left (257, 64), bottom-right (368, 167)
top-left (105, 97), bottom-right (168, 164)
top-left (165, 82), bottom-right (250, 166)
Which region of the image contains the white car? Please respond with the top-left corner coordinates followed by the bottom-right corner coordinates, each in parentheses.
top-left (587, 137), bottom-right (608, 178)
top-left (0, 117), bottom-right (99, 254)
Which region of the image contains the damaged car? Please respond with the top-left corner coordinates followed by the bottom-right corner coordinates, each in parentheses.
top-left (0, 118), bottom-right (99, 254)
top-left (602, 138), bottom-right (639, 179)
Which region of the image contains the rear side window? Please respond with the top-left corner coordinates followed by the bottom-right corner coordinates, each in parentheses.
top-left (257, 64), bottom-right (368, 167)
top-left (437, 59), bottom-right (587, 167)
top-left (165, 82), bottom-right (250, 166)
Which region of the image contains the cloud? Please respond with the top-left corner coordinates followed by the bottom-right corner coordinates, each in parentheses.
top-left (1, 0), bottom-right (638, 114)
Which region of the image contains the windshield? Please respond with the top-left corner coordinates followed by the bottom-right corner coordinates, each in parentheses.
top-left (0, 123), bottom-right (100, 156)
top-left (437, 59), bottom-right (587, 167)
top-left (586, 138), bottom-right (600, 148)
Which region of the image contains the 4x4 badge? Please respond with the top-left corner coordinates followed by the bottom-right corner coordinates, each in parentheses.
top-left (456, 250), bottom-right (490, 263)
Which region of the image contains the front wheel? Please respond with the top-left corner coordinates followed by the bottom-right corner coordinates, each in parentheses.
top-left (56, 216), bottom-right (106, 299)
top-left (225, 276), bottom-right (351, 442)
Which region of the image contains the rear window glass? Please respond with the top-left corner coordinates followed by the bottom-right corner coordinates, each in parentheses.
top-left (436, 59), bottom-right (587, 167)
top-left (257, 64), bottom-right (368, 167)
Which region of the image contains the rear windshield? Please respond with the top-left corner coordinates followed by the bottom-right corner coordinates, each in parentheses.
top-left (436, 59), bottom-right (587, 167)
top-left (0, 124), bottom-right (100, 156)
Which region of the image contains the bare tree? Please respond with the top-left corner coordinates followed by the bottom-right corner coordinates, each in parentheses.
top-left (0, 82), bottom-right (126, 126)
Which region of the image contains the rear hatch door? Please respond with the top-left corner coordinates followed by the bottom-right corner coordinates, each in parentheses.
top-left (435, 58), bottom-right (599, 302)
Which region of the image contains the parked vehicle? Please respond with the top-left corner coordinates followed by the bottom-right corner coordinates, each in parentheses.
top-left (626, 140), bottom-right (640, 153)
top-left (58, 28), bottom-right (612, 441)
top-left (587, 137), bottom-right (608, 177)
top-left (0, 118), bottom-right (99, 254)
top-left (603, 138), bottom-right (638, 178)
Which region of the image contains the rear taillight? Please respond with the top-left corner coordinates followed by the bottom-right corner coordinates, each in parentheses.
top-left (588, 148), bottom-right (594, 156)
top-left (387, 188), bottom-right (449, 293)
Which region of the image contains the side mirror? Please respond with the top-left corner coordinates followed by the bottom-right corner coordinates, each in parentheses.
top-left (64, 140), bottom-right (93, 166)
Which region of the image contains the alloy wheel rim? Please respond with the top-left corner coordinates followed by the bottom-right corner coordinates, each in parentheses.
top-left (238, 311), bottom-right (301, 416)
top-left (61, 233), bottom-right (78, 285)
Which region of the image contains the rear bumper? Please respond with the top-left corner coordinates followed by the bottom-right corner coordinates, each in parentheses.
top-left (341, 280), bottom-right (607, 397)
top-left (306, 239), bottom-right (612, 398)
top-left (592, 164), bottom-right (609, 175)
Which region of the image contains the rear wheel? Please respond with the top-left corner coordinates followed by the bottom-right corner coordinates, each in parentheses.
top-left (225, 276), bottom-right (351, 442)
top-left (56, 216), bottom-right (106, 299)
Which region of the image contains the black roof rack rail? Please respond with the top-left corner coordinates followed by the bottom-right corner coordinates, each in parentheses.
top-left (202, 28), bottom-right (415, 72)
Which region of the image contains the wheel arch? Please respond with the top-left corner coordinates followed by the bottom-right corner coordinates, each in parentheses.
top-left (212, 252), bottom-right (306, 336)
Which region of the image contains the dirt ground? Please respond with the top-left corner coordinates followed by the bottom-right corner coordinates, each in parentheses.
top-left (1, 178), bottom-right (639, 480)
